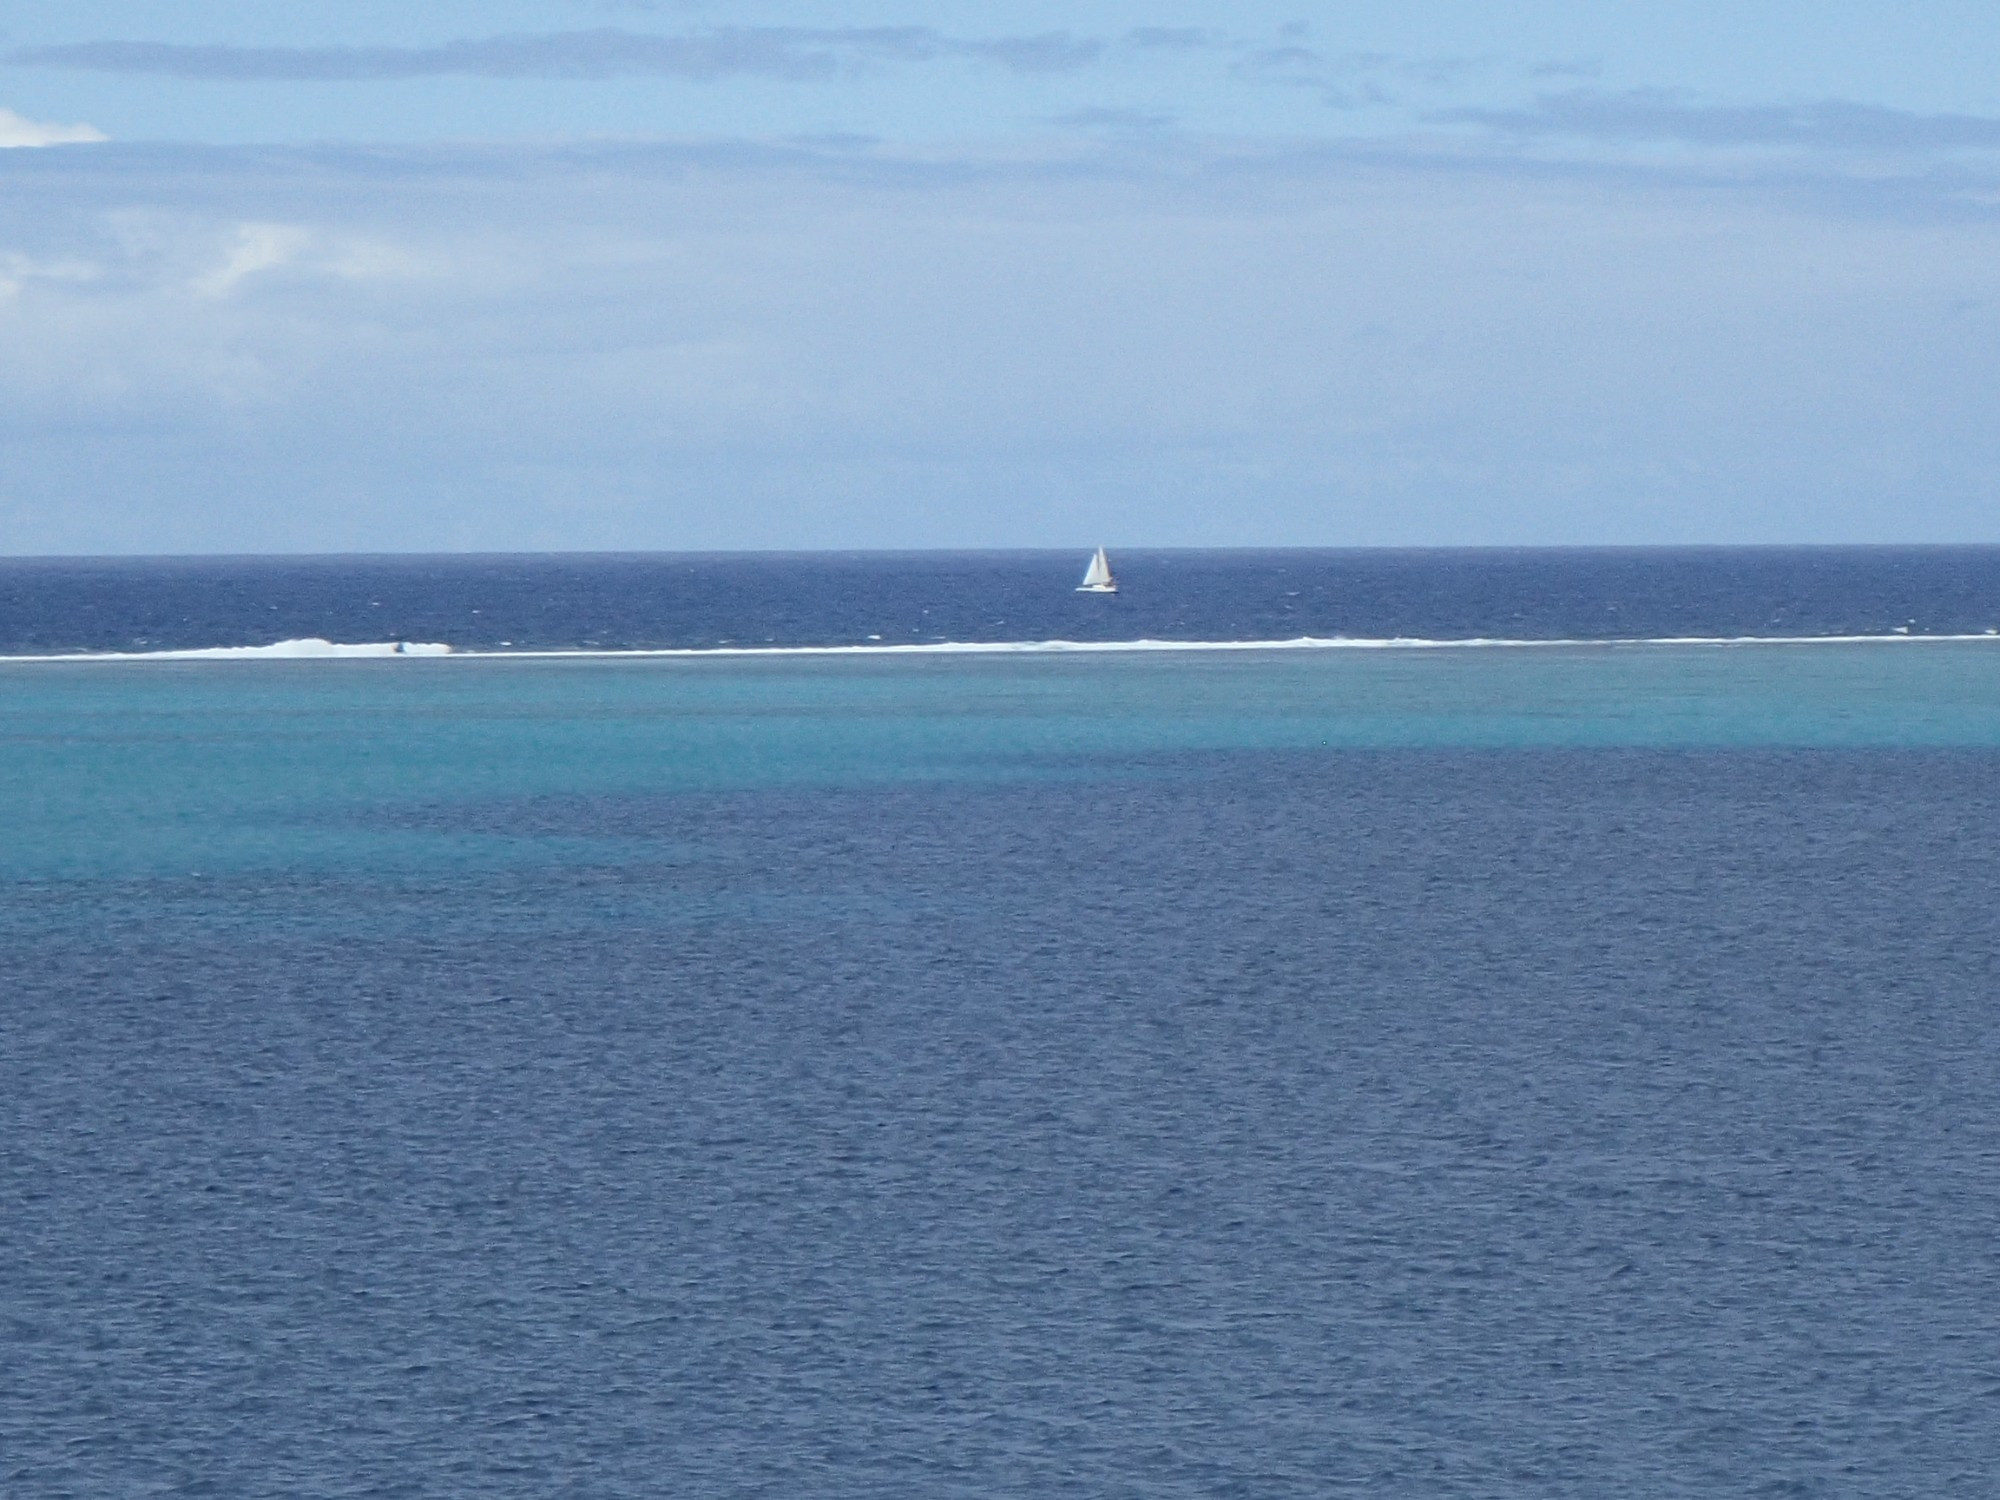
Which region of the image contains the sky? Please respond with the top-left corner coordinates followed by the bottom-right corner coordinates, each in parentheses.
top-left (3, 3), bottom-right (2000, 553)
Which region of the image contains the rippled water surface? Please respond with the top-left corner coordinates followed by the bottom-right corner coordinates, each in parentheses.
top-left (4, 546), bottom-right (2000, 653)
top-left (5, 567), bottom-right (2000, 1496)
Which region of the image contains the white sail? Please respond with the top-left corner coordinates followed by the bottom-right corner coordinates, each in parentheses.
top-left (1077, 547), bottom-right (1116, 592)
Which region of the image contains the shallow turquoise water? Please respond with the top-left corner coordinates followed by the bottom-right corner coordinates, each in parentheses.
top-left (4, 644), bottom-right (1999, 880)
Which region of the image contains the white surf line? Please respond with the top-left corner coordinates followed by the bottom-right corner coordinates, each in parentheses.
top-left (0, 638), bottom-right (454, 662)
top-left (8, 632), bottom-right (2000, 663)
top-left (468, 631), bottom-right (2000, 658)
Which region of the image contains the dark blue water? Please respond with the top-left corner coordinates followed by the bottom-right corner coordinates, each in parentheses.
top-left (5, 552), bottom-right (2000, 1497)
top-left (3, 546), bottom-right (1999, 653)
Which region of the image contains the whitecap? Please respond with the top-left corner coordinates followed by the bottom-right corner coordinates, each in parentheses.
top-left (5, 632), bottom-right (1999, 664)
top-left (3, 637), bottom-right (454, 662)
top-left (443, 632), bottom-right (2000, 658)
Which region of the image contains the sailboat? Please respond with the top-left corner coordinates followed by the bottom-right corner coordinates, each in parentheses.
top-left (1075, 547), bottom-right (1118, 594)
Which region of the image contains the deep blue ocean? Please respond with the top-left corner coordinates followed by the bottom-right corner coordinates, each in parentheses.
top-left (5, 549), bottom-right (2000, 1497)
top-left (3, 547), bottom-right (2000, 653)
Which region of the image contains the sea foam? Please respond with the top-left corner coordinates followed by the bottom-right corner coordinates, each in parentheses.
top-left (8, 637), bottom-right (455, 662)
top-left (4, 632), bottom-right (1998, 663)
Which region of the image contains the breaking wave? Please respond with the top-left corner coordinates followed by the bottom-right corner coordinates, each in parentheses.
top-left (5, 632), bottom-right (2000, 663)
top-left (6, 638), bottom-right (455, 662)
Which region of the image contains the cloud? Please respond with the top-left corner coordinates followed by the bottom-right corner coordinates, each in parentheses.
top-left (2, 209), bottom-right (426, 308)
top-left (0, 105), bottom-right (106, 147)
top-left (7, 26), bottom-right (1103, 83)
top-left (1125, 28), bottom-right (1217, 50)
top-left (959, 33), bottom-right (1102, 73)
top-left (1444, 89), bottom-right (2000, 153)
top-left (186, 219), bottom-right (427, 298)
top-left (0, 248), bottom-right (99, 307)
top-left (6, 138), bottom-right (2000, 553)
top-left (190, 223), bottom-right (310, 297)
top-left (1051, 107), bottom-right (1177, 133)
top-left (1530, 60), bottom-right (1602, 81)
top-left (1230, 44), bottom-right (1483, 110)
top-left (1237, 43), bottom-right (1328, 77)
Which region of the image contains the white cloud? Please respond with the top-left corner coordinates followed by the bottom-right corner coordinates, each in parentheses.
top-left (186, 221), bottom-right (429, 298)
top-left (191, 223), bottom-right (312, 297)
top-left (4, 140), bottom-right (2000, 552)
top-left (0, 105), bottom-right (106, 148)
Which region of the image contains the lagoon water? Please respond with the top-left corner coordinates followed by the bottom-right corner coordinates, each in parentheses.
top-left (4, 550), bottom-right (2000, 1496)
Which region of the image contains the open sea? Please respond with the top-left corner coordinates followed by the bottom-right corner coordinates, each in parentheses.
top-left (4, 548), bottom-right (1999, 1497)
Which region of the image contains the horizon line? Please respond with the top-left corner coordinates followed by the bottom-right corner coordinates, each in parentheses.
top-left (7, 541), bottom-right (2000, 565)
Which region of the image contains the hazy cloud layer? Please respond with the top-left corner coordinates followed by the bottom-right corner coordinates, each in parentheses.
top-left (4, 139), bottom-right (1999, 553)
top-left (1446, 89), bottom-right (2000, 152)
top-left (1125, 28), bottom-right (1218, 51)
top-left (1049, 106), bottom-right (1177, 132)
top-left (0, 105), bottom-right (106, 147)
top-left (1230, 44), bottom-right (1488, 111)
top-left (8, 27), bottom-right (1106, 82)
